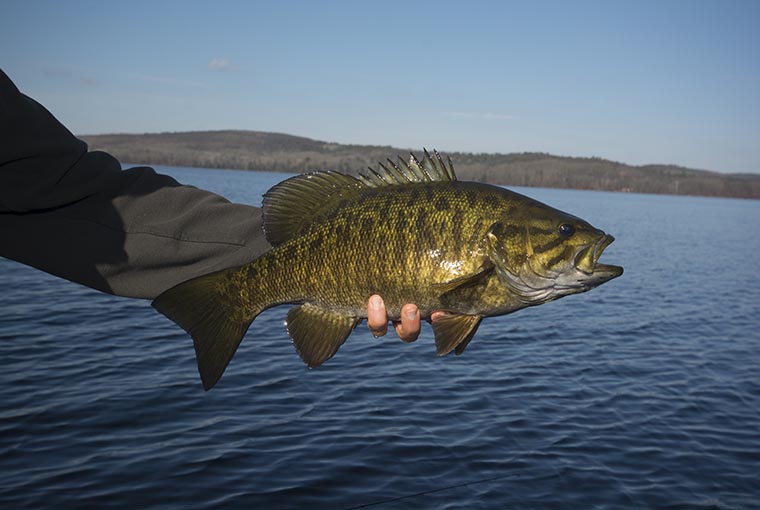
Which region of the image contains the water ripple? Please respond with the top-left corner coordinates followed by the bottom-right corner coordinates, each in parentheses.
top-left (2, 171), bottom-right (760, 509)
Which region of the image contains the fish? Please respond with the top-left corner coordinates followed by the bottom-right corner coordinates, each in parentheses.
top-left (153, 150), bottom-right (623, 389)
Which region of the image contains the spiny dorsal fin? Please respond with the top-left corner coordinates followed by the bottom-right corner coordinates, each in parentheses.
top-left (262, 171), bottom-right (363, 246)
top-left (262, 150), bottom-right (456, 246)
top-left (358, 149), bottom-right (456, 187)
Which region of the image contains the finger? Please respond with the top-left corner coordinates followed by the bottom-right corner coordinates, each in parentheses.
top-left (430, 310), bottom-right (449, 322)
top-left (367, 295), bottom-right (388, 337)
top-left (394, 304), bottom-right (420, 343)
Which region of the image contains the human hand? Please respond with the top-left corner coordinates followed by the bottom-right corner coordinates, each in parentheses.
top-left (368, 294), bottom-right (432, 342)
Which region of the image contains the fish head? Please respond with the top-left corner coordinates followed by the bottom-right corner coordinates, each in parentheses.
top-left (487, 202), bottom-right (623, 305)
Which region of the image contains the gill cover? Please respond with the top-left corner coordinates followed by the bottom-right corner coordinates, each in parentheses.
top-left (486, 222), bottom-right (558, 304)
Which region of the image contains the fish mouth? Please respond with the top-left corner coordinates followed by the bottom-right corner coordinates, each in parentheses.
top-left (499, 231), bottom-right (623, 304)
top-left (573, 234), bottom-right (623, 285)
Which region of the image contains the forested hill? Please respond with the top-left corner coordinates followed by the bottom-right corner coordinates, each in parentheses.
top-left (80, 130), bottom-right (760, 199)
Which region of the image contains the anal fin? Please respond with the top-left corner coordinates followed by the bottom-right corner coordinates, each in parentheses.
top-left (286, 304), bottom-right (359, 368)
top-left (431, 314), bottom-right (483, 356)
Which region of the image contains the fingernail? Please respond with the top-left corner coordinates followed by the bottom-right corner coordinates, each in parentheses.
top-left (371, 295), bottom-right (383, 310)
top-left (405, 306), bottom-right (418, 321)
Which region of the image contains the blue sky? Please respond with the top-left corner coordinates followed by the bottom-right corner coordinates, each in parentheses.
top-left (2, 0), bottom-right (759, 173)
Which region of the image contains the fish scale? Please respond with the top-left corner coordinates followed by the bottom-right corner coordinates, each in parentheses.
top-left (277, 183), bottom-right (494, 316)
top-left (153, 150), bottom-right (622, 390)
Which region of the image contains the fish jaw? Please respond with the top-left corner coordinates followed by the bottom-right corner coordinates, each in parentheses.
top-left (559, 233), bottom-right (623, 292)
top-left (499, 232), bottom-right (623, 305)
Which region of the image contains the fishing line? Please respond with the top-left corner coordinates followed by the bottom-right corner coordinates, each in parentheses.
top-left (339, 472), bottom-right (520, 510)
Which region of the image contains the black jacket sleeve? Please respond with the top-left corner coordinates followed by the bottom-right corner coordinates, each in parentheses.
top-left (0, 69), bottom-right (270, 299)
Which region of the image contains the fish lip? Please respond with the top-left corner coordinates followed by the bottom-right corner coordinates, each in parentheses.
top-left (593, 263), bottom-right (624, 278)
top-left (573, 234), bottom-right (623, 279)
top-left (589, 234), bottom-right (623, 281)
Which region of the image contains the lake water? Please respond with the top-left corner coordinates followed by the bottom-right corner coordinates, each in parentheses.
top-left (2, 165), bottom-right (759, 509)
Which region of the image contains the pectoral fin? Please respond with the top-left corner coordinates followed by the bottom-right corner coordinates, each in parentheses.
top-left (286, 304), bottom-right (359, 368)
top-left (433, 263), bottom-right (493, 295)
top-left (431, 313), bottom-right (483, 356)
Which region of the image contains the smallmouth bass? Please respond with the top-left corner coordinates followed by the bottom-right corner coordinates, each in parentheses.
top-left (153, 150), bottom-right (623, 389)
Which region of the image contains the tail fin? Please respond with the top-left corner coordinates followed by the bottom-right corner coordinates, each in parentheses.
top-left (152, 268), bottom-right (258, 390)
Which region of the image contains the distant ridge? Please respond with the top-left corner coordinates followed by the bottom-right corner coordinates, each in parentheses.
top-left (80, 130), bottom-right (760, 199)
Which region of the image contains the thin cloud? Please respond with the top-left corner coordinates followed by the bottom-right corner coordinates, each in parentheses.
top-left (43, 65), bottom-right (98, 86)
top-left (43, 66), bottom-right (73, 78)
top-left (80, 76), bottom-right (99, 87)
top-left (208, 58), bottom-right (235, 71)
top-left (138, 74), bottom-right (206, 87)
top-left (443, 111), bottom-right (519, 120)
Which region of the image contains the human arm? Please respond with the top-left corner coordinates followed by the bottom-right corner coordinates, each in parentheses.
top-left (0, 69), bottom-right (425, 341)
top-left (0, 69), bottom-right (268, 298)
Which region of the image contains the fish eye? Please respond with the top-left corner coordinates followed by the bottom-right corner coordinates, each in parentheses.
top-left (558, 223), bottom-right (575, 238)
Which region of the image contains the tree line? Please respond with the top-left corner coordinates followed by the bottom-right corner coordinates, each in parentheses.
top-left (80, 130), bottom-right (760, 199)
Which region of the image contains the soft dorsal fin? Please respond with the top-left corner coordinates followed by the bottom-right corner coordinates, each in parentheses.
top-left (358, 149), bottom-right (456, 187)
top-left (261, 150), bottom-right (456, 246)
top-left (262, 171), bottom-right (363, 246)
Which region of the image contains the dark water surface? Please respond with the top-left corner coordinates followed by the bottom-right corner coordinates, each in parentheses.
top-left (2, 166), bottom-right (759, 509)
